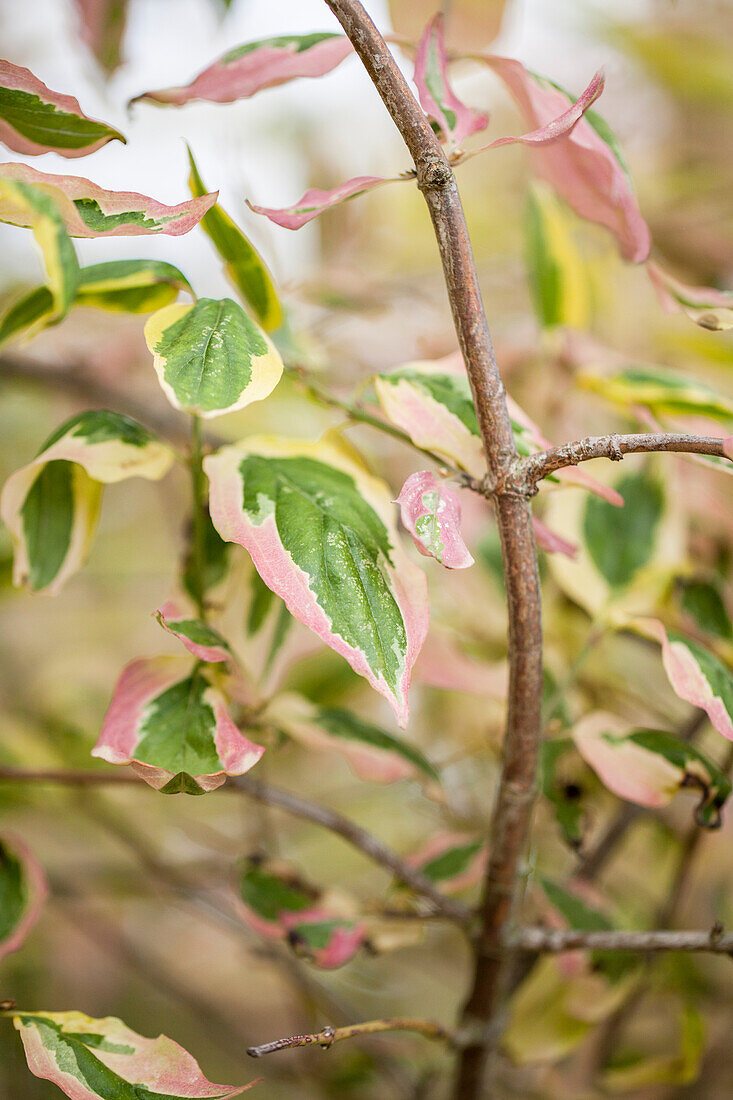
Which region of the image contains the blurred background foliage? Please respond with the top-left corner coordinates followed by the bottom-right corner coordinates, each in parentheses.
top-left (0, 0), bottom-right (732, 1097)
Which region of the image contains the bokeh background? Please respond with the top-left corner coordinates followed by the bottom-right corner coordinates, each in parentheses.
top-left (1, 0), bottom-right (732, 1097)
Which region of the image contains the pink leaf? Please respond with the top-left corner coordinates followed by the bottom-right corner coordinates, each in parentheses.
top-left (131, 33), bottom-right (353, 107)
top-left (92, 657), bottom-right (264, 792)
top-left (533, 516), bottom-right (577, 558)
top-left (483, 56), bottom-right (651, 262)
top-left (573, 712), bottom-right (681, 807)
top-left (647, 262), bottom-right (733, 331)
top-left (396, 470), bottom-right (474, 568)
top-left (0, 59), bottom-right (125, 157)
top-left (0, 833), bottom-right (48, 963)
top-left (413, 632), bottom-right (507, 697)
top-left (460, 67), bottom-right (605, 163)
top-left (247, 175), bottom-right (392, 230)
top-left (0, 162), bottom-right (216, 237)
top-left (73, 0), bottom-right (129, 74)
top-left (414, 15), bottom-right (489, 149)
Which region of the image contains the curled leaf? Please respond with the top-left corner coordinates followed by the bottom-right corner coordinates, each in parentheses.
top-left (0, 411), bottom-right (174, 594)
top-left (187, 147), bottom-right (282, 331)
top-left (155, 600), bottom-right (231, 663)
top-left (0, 161), bottom-right (216, 237)
top-left (483, 56), bottom-right (651, 262)
top-left (414, 15), bottom-right (489, 149)
top-left (573, 711), bottom-right (731, 827)
top-left (266, 693), bottom-right (440, 792)
top-left (396, 471), bottom-right (474, 568)
top-left (131, 32), bottom-right (353, 107)
top-left (578, 362), bottom-right (733, 424)
top-left (13, 1010), bottom-right (256, 1097)
top-left (235, 857), bottom-right (365, 969)
top-left (73, 0), bottom-right (129, 75)
top-left (204, 434), bottom-right (429, 727)
top-left (92, 657), bottom-right (264, 793)
top-left (0, 834), bottom-right (48, 963)
top-left (647, 261), bottom-right (733, 331)
top-left (247, 175), bottom-right (392, 231)
top-left (144, 298), bottom-right (283, 418)
top-left (0, 59), bottom-right (124, 157)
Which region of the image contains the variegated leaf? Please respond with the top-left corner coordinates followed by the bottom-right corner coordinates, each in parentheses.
top-left (0, 411), bottom-right (174, 595)
top-left (0, 59), bottom-right (124, 157)
top-left (538, 877), bottom-right (634, 981)
top-left (0, 162), bottom-right (216, 237)
top-left (155, 599), bottom-right (231, 663)
top-left (679, 579), bottom-right (732, 642)
top-left (131, 33), bottom-right (353, 107)
top-left (374, 354), bottom-right (621, 502)
top-left (526, 181), bottom-right (591, 330)
top-left (0, 260), bottom-right (193, 347)
top-left (482, 56), bottom-right (651, 263)
top-left (414, 15), bottom-right (488, 149)
top-left (265, 693), bottom-right (440, 791)
top-left (144, 298), bottom-right (282, 418)
top-left (638, 620), bottom-right (733, 741)
top-left (405, 833), bottom-right (486, 895)
top-left (204, 434), bottom-right (429, 726)
top-left (73, 0), bottom-right (129, 75)
top-left (578, 363), bottom-right (733, 425)
top-left (235, 857), bottom-right (365, 969)
top-left (0, 834), bottom-right (48, 963)
top-left (573, 711), bottom-right (731, 827)
top-left (187, 147), bottom-right (282, 331)
top-left (247, 174), bottom-right (392, 231)
top-left (0, 178), bottom-right (79, 323)
top-left (12, 1010), bottom-right (255, 1098)
top-left (396, 470), bottom-right (474, 568)
top-left (92, 657), bottom-right (264, 793)
top-left (648, 262), bottom-right (733, 331)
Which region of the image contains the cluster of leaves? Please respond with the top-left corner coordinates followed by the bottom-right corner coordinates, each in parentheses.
top-left (0, 6), bottom-right (731, 1098)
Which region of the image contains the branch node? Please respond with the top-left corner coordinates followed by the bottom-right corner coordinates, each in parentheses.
top-left (417, 156), bottom-right (453, 192)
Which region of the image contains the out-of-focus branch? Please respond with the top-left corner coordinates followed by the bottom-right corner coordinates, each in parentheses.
top-left (247, 1017), bottom-right (455, 1058)
top-left (512, 926), bottom-right (733, 955)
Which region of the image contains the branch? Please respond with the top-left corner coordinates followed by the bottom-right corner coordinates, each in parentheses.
top-left (522, 432), bottom-right (730, 488)
top-left (512, 926), bottom-right (733, 956)
top-left (0, 766), bottom-right (470, 926)
top-left (322, 6), bottom-right (543, 1096)
top-left (247, 1017), bottom-right (455, 1058)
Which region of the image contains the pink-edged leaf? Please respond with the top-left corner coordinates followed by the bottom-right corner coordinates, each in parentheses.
top-left (637, 619), bottom-right (733, 741)
top-left (0, 833), bottom-right (48, 963)
top-left (13, 1010), bottom-right (256, 1097)
top-left (459, 67), bottom-right (605, 163)
top-left (131, 33), bottom-right (353, 107)
top-left (406, 832), bottom-right (487, 895)
top-left (92, 657), bottom-right (264, 793)
top-left (414, 15), bottom-right (488, 149)
top-left (483, 56), bottom-right (651, 262)
top-left (573, 710), bottom-right (731, 827)
top-left (204, 433), bottom-right (429, 727)
top-left (396, 470), bottom-right (474, 568)
top-left (0, 59), bottom-right (125, 157)
top-left (265, 693), bottom-right (441, 793)
top-left (246, 174), bottom-right (393, 230)
top-left (647, 261), bottom-right (733, 331)
top-left (73, 0), bottom-right (129, 75)
top-left (0, 162), bottom-right (216, 237)
top-left (532, 516), bottom-right (577, 558)
top-left (155, 600), bottom-right (231, 663)
top-left (234, 857), bottom-right (365, 969)
top-left (725, 437), bottom-right (733, 462)
top-left (413, 632), bottom-right (507, 697)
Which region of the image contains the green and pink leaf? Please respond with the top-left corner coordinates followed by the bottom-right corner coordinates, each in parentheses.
top-left (405, 832), bottom-right (486, 895)
top-left (92, 657), bottom-right (264, 792)
top-left (0, 834), bottom-right (48, 963)
top-left (131, 33), bottom-right (353, 107)
top-left (0, 59), bottom-right (124, 157)
top-left (647, 261), bottom-right (733, 331)
top-left (414, 15), bottom-right (488, 149)
top-left (204, 434), bottom-right (429, 726)
top-left (247, 175), bottom-right (391, 230)
top-left (155, 600), bottom-right (231, 663)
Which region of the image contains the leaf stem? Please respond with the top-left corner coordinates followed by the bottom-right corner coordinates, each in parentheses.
top-left (247, 1017), bottom-right (456, 1058)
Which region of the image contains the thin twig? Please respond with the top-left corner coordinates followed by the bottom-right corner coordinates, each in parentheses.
top-left (522, 432), bottom-right (729, 489)
top-left (247, 1017), bottom-right (455, 1058)
top-left (0, 766), bottom-right (470, 926)
top-left (511, 927), bottom-right (733, 955)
